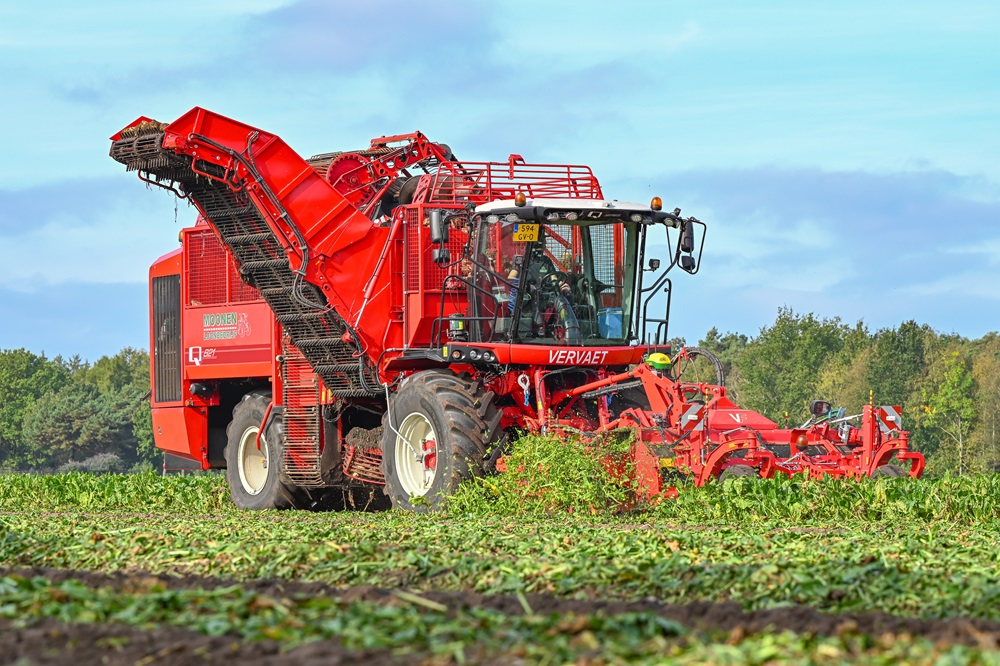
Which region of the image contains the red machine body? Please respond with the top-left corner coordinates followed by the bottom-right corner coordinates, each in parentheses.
top-left (148, 223), bottom-right (278, 467)
top-left (115, 108), bottom-right (922, 511)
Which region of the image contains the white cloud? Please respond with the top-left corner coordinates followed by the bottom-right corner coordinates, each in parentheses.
top-left (0, 180), bottom-right (184, 290)
top-left (639, 165), bottom-right (1000, 342)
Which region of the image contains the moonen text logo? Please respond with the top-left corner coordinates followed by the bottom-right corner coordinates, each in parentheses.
top-left (548, 350), bottom-right (609, 364)
top-left (203, 312), bottom-right (239, 340)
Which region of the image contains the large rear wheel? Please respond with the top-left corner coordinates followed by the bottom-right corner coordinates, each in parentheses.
top-left (381, 371), bottom-right (501, 512)
top-left (225, 391), bottom-right (302, 510)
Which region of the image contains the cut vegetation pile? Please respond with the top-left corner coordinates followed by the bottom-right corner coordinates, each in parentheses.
top-left (448, 432), bottom-right (637, 516)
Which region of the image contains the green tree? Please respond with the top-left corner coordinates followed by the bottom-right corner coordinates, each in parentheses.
top-left (0, 349), bottom-right (71, 467)
top-left (921, 350), bottom-right (978, 475)
top-left (77, 348), bottom-right (154, 465)
top-left (969, 335), bottom-right (1000, 472)
top-left (813, 320), bottom-right (872, 413)
top-left (865, 320), bottom-right (934, 408)
top-left (697, 327), bottom-right (749, 395)
top-left (733, 308), bottom-right (857, 421)
top-left (816, 345), bottom-right (872, 415)
top-left (76, 347), bottom-right (149, 393)
top-left (133, 400), bottom-right (156, 462)
top-left (20, 382), bottom-right (146, 468)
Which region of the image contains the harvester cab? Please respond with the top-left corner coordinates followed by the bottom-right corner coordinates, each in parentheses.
top-left (451, 196), bottom-right (703, 350)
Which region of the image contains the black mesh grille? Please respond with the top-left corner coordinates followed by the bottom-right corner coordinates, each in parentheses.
top-left (152, 275), bottom-right (182, 403)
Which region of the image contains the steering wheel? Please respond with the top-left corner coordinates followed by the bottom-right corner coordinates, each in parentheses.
top-left (538, 270), bottom-right (572, 293)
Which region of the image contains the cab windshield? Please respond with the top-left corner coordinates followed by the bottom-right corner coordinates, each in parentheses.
top-left (472, 218), bottom-right (638, 345)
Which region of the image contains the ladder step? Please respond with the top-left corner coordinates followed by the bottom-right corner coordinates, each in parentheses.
top-left (228, 232), bottom-right (273, 245)
top-left (295, 336), bottom-right (345, 348)
top-left (260, 286), bottom-right (296, 297)
top-left (240, 259), bottom-right (287, 272)
top-left (223, 205), bottom-right (259, 216)
top-left (313, 363), bottom-right (361, 374)
top-left (276, 311), bottom-right (328, 324)
top-left (333, 388), bottom-right (382, 398)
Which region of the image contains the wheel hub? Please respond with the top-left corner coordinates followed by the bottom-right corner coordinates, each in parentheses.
top-left (237, 426), bottom-right (269, 496)
top-left (395, 412), bottom-right (438, 496)
top-left (421, 440), bottom-right (437, 471)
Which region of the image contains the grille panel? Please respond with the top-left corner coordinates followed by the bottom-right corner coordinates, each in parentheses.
top-left (281, 338), bottom-right (323, 486)
top-left (152, 275), bottom-right (181, 403)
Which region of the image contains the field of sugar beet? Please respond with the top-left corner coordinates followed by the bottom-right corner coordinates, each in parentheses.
top-left (2, 460), bottom-right (1000, 664)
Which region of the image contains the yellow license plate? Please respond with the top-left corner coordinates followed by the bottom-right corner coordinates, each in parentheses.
top-left (512, 223), bottom-right (539, 242)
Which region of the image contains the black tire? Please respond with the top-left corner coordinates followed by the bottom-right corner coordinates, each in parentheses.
top-left (381, 371), bottom-right (501, 512)
top-left (718, 464), bottom-right (759, 482)
top-left (224, 391), bottom-right (301, 510)
top-left (872, 463), bottom-right (906, 478)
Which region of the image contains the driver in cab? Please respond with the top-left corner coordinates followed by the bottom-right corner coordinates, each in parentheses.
top-left (507, 243), bottom-right (580, 341)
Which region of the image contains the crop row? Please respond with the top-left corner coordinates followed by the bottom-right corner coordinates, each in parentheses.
top-left (3, 470), bottom-right (1000, 525)
top-left (0, 471), bottom-right (231, 514)
top-left (2, 509), bottom-right (998, 620)
top-left (0, 573), bottom-right (995, 665)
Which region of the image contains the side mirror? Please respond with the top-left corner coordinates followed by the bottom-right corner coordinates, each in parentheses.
top-left (809, 399), bottom-right (832, 418)
top-left (680, 219), bottom-right (695, 254)
top-left (432, 247), bottom-right (451, 265)
top-left (680, 255), bottom-right (695, 271)
top-left (647, 258), bottom-right (661, 272)
top-left (430, 209), bottom-right (449, 245)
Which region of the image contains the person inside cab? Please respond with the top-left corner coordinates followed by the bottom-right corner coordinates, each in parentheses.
top-left (508, 243), bottom-right (581, 343)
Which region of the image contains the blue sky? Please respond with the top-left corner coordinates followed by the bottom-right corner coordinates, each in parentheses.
top-left (1, 0), bottom-right (997, 360)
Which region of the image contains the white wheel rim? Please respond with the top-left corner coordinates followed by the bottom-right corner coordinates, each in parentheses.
top-left (237, 425), bottom-right (269, 495)
top-left (395, 412), bottom-right (438, 497)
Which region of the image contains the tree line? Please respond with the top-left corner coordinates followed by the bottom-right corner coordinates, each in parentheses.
top-left (0, 348), bottom-right (154, 473)
top-left (688, 308), bottom-right (1000, 475)
top-left (1, 307), bottom-right (998, 475)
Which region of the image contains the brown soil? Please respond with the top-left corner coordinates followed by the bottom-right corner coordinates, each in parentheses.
top-left (3, 565), bottom-right (1000, 662)
top-left (0, 617), bottom-right (400, 666)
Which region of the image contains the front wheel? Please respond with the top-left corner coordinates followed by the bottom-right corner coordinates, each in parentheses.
top-left (381, 371), bottom-right (500, 512)
top-left (224, 391), bottom-right (301, 510)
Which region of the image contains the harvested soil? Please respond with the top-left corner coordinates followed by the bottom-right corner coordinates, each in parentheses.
top-left (4, 566), bottom-right (1000, 651)
top-left (0, 617), bottom-right (400, 666)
